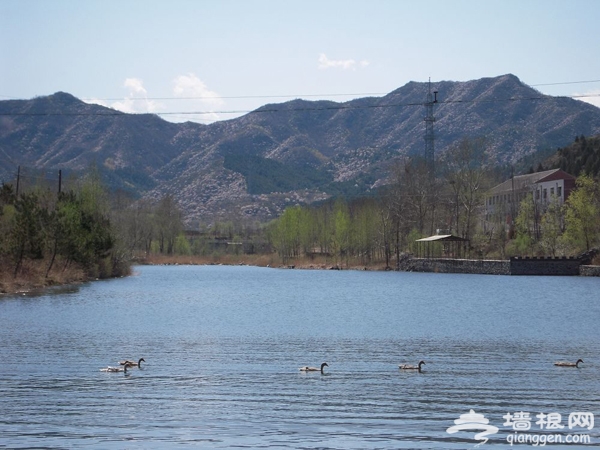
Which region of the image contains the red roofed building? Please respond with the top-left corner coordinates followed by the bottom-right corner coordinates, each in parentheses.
top-left (483, 168), bottom-right (576, 233)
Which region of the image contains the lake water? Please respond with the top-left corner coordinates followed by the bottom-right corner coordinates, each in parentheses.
top-left (0, 265), bottom-right (598, 449)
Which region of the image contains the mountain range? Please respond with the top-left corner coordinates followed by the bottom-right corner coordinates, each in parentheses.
top-left (2, 74), bottom-right (600, 225)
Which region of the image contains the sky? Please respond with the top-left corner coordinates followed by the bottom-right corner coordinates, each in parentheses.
top-left (2, 0), bottom-right (600, 124)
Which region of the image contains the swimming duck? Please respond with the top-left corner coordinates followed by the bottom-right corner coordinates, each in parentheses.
top-left (299, 362), bottom-right (328, 373)
top-left (119, 358), bottom-right (145, 367)
top-left (399, 360), bottom-right (426, 372)
top-left (554, 359), bottom-right (583, 368)
top-left (100, 362), bottom-right (133, 373)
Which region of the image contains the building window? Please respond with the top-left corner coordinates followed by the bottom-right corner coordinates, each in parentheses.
top-left (536, 190), bottom-right (540, 200)
top-left (543, 189), bottom-right (547, 199)
top-left (558, 186), bottom-right (562, 197)
top-left (550, 187), bottom-right (554, 196)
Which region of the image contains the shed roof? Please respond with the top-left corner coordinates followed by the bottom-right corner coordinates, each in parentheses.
top-left (415, 234), bottom-right (469, 242)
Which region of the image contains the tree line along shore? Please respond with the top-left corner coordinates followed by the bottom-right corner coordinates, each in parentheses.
top-left (2, 137), bottom-right (600, 295)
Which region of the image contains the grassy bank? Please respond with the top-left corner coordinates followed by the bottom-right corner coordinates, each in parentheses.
top-left (0, 256), bottom-right (131, 295)
top-left (1, 259), bottom-right (83, 294)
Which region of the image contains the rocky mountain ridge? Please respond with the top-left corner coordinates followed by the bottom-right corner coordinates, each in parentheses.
top-left (2, 74), bottom-right (600, 224)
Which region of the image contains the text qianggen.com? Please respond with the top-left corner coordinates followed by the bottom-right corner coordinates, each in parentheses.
top-left (506, 432), bottom-right (592, 446)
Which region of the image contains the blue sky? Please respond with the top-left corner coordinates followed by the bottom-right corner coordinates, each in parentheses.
top-left (2, 0), bottom-right (600, 123)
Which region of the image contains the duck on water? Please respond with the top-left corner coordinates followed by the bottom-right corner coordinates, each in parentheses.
top-left (119, 358), bottom-right (145, 368)
top-left (554, 359), bottom-right (583, 368)
top-left (399, 361), bottom-right (426, 372)
top-left (100, 362), bottom-right (133, 373)
top-left (299, 362), bottom-right (328, 373)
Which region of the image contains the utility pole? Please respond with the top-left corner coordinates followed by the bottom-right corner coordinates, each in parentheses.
top-left (16, 165), bottom-right (20, 197)
top-left (424, 79), bottom-right (439, 235)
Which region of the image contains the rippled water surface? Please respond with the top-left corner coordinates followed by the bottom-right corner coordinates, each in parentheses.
top-left (0, 265), bottom-right (599, 449)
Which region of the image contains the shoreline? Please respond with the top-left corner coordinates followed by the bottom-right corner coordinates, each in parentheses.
top-left (0, 257), bottom-right (131, 297)
top-left (0, 254), bottom-right (389, 296)
top-left (4, 254), bottom-right (598, 296)
top-left (136, 254), bottom-right (391, 272)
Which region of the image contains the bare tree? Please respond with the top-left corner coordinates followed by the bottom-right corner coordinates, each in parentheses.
top-left (441, 137), bottom-right (493, 243)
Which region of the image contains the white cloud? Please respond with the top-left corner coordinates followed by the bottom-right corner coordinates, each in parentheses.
top-left (173, 73), bottom-right (224, 106)
top-left (85, 75), bottom-right (225, 123)
top-left (101, 78), bottom-right (161, 114)
top-left (111, 97), bottom-right (158, 114)
top-left (318, 53), bottom-right (370, 70)
top-left (85, 98), bottom-right (108, 108)
top-left (575, 89), bottom-right (600, 109)
top-left (124, 77), bottom-right (148, 95)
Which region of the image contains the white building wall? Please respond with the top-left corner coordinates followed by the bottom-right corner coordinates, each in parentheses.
top-left (532, 179), bottom-right (566, 204)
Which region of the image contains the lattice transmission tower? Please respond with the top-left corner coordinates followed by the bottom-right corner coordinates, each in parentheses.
top-left (424, 79), bottom-right (438, 175)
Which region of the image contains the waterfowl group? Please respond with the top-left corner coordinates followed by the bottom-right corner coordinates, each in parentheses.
top-left (299, 362), bottom-right (328, 373)
top-left (399, 360), bottom-right (426, 372)
top-left (554, 358), bottom-right (584, 368)
top-left (98, 356), bottom-right (587, 375)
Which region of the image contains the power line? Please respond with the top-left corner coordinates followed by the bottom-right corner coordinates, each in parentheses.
top-left (1, 92), bottom-right (598, 118)
top-left (79, 78), bottom-right (600, 101)
top-left (136, 92), bottom-right (600, 116)
top-left (531, 79), bottom-right (600, 87)
top-left (81, 92), bottom-right (388, 101)
top-left (2, 77), bottom-right (599, 104)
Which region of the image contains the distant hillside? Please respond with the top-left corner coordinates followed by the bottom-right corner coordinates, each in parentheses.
top-left (2, 74), bottom-right (600, 224)
top-left (542, 135), bottom-right (600, 177)
top-left (0, 92), bottom-right (203, 193)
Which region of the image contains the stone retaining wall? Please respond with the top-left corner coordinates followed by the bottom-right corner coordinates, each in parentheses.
top-left (580, 265), bottom-right (600, 277)
top-left (398, 257), bottom-right (600, 276)
top-left (510, 256), bottom-right (581, 276)
top-left (398, 258), bottom-right (510, 275)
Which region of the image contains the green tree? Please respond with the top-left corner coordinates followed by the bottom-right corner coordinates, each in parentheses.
top-left (270, 205), bottom-right (302, 263)
top-left (513, 195), bottom-right (537, 255)
top-left (351, 199), bottom-right (379, 265)
top-left (539, 196), bottom-right (565, 257)
top-left (174, 233), bottom-right (192, 255)
top-left (79, 178), bottom-right (115, 276)
top-left (314, 205), bottom-right (332, 256)
top-left (155, 194), bottom-right (183, 254)
top-left (46, 191), bottom-right (80, 277)
top-left (332, 200), bottom-right (351, 266)
top-left (10, 192), bottom-right (48, 276)
top-left (298, 207), bottom-right (314, 257)
top-left (563, 175), bottom-right (600, 252)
